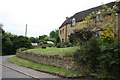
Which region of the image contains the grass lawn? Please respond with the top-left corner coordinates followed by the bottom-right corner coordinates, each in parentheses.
top-left (25, 47), bottom-right (80, 56)
top-left (8, 56), bottom-right (82, 76)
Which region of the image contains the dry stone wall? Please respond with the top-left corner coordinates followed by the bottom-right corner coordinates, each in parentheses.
top-left (16, 51), bottom-right (81, 70)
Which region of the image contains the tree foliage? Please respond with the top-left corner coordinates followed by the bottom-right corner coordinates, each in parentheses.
top-left (69, 28), bottom-right (95, 45)
top-left (49, 29), bottom-right (60, 44)
top-left (72, 4), bottom-right (120, 79)
top-left (73, 39), bottom-right (120, 79)
top-left (39, 35), bottom-right (47, 40)
top-left (50, 30), bottom-right (59, 39)
top-left (50, 30), bottom-right (55, 38)
top-left (29, 37), bottom-right (39, 43)
top-left (73, 39), bottom-right (101, 72)
top-left (2, 27), bottom-right (32, 55)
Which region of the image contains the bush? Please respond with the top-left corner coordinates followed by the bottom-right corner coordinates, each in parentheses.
top-left (43, 41), bottom-right (47, 44)
top-left (38, 42), bottom-right (43, 45)
top-left (99, 27), bottom-right (114, 42)
top-left (73, 39), bottom-right (101, 72)
top-left (99, 40), bottom-right (120, 77)
top-left (56, 42), bottom-right (73, 48)
top-left (56, 43), bottom-right (62, 48)
top-left (63, 42), bottom-right (73, 47)
top-left (69, 28), bottom-right (95, 46)
top-left (47, 43), bottom-right (54, 47)
top-left (73, 39), bottom-right (120, 79)
top-left (17, 48), bottom-right (28, 51)
top-left (95, 73), bottom-right (117, 80)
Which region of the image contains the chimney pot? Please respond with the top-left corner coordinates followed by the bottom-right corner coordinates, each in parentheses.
top-left (66, 17), bottom-right (69, 20)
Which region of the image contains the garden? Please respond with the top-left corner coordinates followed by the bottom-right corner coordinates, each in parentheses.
top-left (7, 4), bottom-right (120, 79)
top-left (25, 46), bottom-right (79, 56)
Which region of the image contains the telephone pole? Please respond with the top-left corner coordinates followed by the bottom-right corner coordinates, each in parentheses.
top-left (25, 24), bottom-right (27, 36)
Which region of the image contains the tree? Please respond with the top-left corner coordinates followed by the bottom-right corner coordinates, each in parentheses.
top-left (69, 28), bottom-right (95, 45)
top-left (30, 37), bottom-right (39, 43)
top-left (49, 30), bottom-right (59, 39)
top-left (2, 27), bottom-right (32, 55)
top-left (1, 24), bottom-right (32, 55)
top-left (0, 24), bottom-right (3, 28)
top-left (12, 36), bottom-right (32, 49)
top-left (50, 30), bottom-right (55, 38)
top-left (2, 31), bottom-right (14, 55)
top-left (39, 35), bottom-right (47, 40)
top-left (2, 37), bottom-right (13, 55)
top-left (49, 29), bottom-right (59, 44)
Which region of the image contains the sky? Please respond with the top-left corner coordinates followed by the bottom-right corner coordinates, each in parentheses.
top-left (0, 0), bottom-right (116, 37)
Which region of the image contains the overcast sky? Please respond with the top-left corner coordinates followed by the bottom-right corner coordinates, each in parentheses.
top-left (0, 0), bottom-right (116, 37)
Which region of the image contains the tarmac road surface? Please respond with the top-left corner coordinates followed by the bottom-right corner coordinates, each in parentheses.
top-left (1, 55), bottom-right (60, 79)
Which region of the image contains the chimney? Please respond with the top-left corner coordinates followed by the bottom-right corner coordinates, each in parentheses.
top-left (66, 17), bottom-right (69, 20)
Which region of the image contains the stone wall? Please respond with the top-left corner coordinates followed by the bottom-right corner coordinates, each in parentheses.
top-left (16, 51), bottom-right (82, 71)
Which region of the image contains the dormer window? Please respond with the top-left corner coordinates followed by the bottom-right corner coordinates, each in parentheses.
top-left (71, 18), bottom-right (76, 26)
top-left (113, 5), bottom-right (116, 8)
top-left (96, 11), bottom-right (103, 22)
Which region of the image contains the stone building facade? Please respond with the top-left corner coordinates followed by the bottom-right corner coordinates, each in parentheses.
top-left (116, 13), bottom-right (120, 40)
top-left (59, 1), bottom-right (120, 42)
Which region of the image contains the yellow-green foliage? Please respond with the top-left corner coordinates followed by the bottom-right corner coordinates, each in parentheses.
top-left (99, 27), bottom-right (114, 41)
top-left (78, 4), bottom-right (118, 42)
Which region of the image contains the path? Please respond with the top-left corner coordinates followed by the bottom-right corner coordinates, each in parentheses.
top-left (1, 55), bottom-right (60, 79)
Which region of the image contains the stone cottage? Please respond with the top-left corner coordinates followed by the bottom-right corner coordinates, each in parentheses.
top-left (59, 1), bottom-right (120, 42)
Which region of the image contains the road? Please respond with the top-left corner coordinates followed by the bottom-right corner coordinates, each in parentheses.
top-left (2, 66), bottom-right (31, 78)
top-left (1, 55), bottom-right (94, 80)
top-left (1, 55), bottom-right (36, 79)
top-left (1, 55), bottom-right (59, 79)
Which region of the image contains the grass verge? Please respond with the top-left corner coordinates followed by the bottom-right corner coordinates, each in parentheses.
top-left (8, 56), bottom-right (82, 77)
top-left (25, 47), bottom-right (80, 56)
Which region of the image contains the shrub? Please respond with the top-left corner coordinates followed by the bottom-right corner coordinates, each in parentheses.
top-left (43, 41), bottom-right (47, 44)
top-left (73, 39), bottom-right (101, 72)
top-left (63, 42), bottom-right (73, 47)
top-left (99, 40), bottom-right (120, 77)
top-left (73, 39), bottom-right (120, 79)
top-left (95, 73), bottom-right (117, 80)
top-left (17, 48), bottom-right (28, 51)
top-left (56, 42), bottom-right (73, 48)
top-left (38, 42), bottom-right (43, 45)
top-left (47, 43), bottom-right (54, 47)
top-left (99, 27), bottom-right (114, 42)
top-left (69, 28), bottom-right (95, 46)
top-left (56, 43), bottom-right (62, 48)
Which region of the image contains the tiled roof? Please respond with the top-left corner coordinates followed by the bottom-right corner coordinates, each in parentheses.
top-left (59, 1), bottom-right (120, 29)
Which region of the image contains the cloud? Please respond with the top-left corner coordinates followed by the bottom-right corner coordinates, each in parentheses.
top-left (0, 0), bottom-right (115, 37)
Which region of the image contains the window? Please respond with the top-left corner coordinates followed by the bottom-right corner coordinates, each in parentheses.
top-left (63, 29), bottom-right (64, 34)
top-left (96, 11), bottom-right (103, 22)
top-left (60, 30), bottom-right (62, 34)
top-left (96, 32), bottom-right (100, 37)
top-left (62, 38), bottom-right (64, 42)
top-left (96, 31), bottom-right (103, 38)
top-left (71, 18), bottom-right (76, 26)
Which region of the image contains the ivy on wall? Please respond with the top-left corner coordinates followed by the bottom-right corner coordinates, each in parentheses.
top-left (74, 4), bottom-right (119, 42)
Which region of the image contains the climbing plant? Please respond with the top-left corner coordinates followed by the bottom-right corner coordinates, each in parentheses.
top-left (72, 3), bottom-right (120, 79)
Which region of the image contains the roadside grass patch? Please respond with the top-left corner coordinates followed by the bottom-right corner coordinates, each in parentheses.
top-left (25, 47), bottom-right (80, 56)
top-left (8, 56), bottom-right (82, 76)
